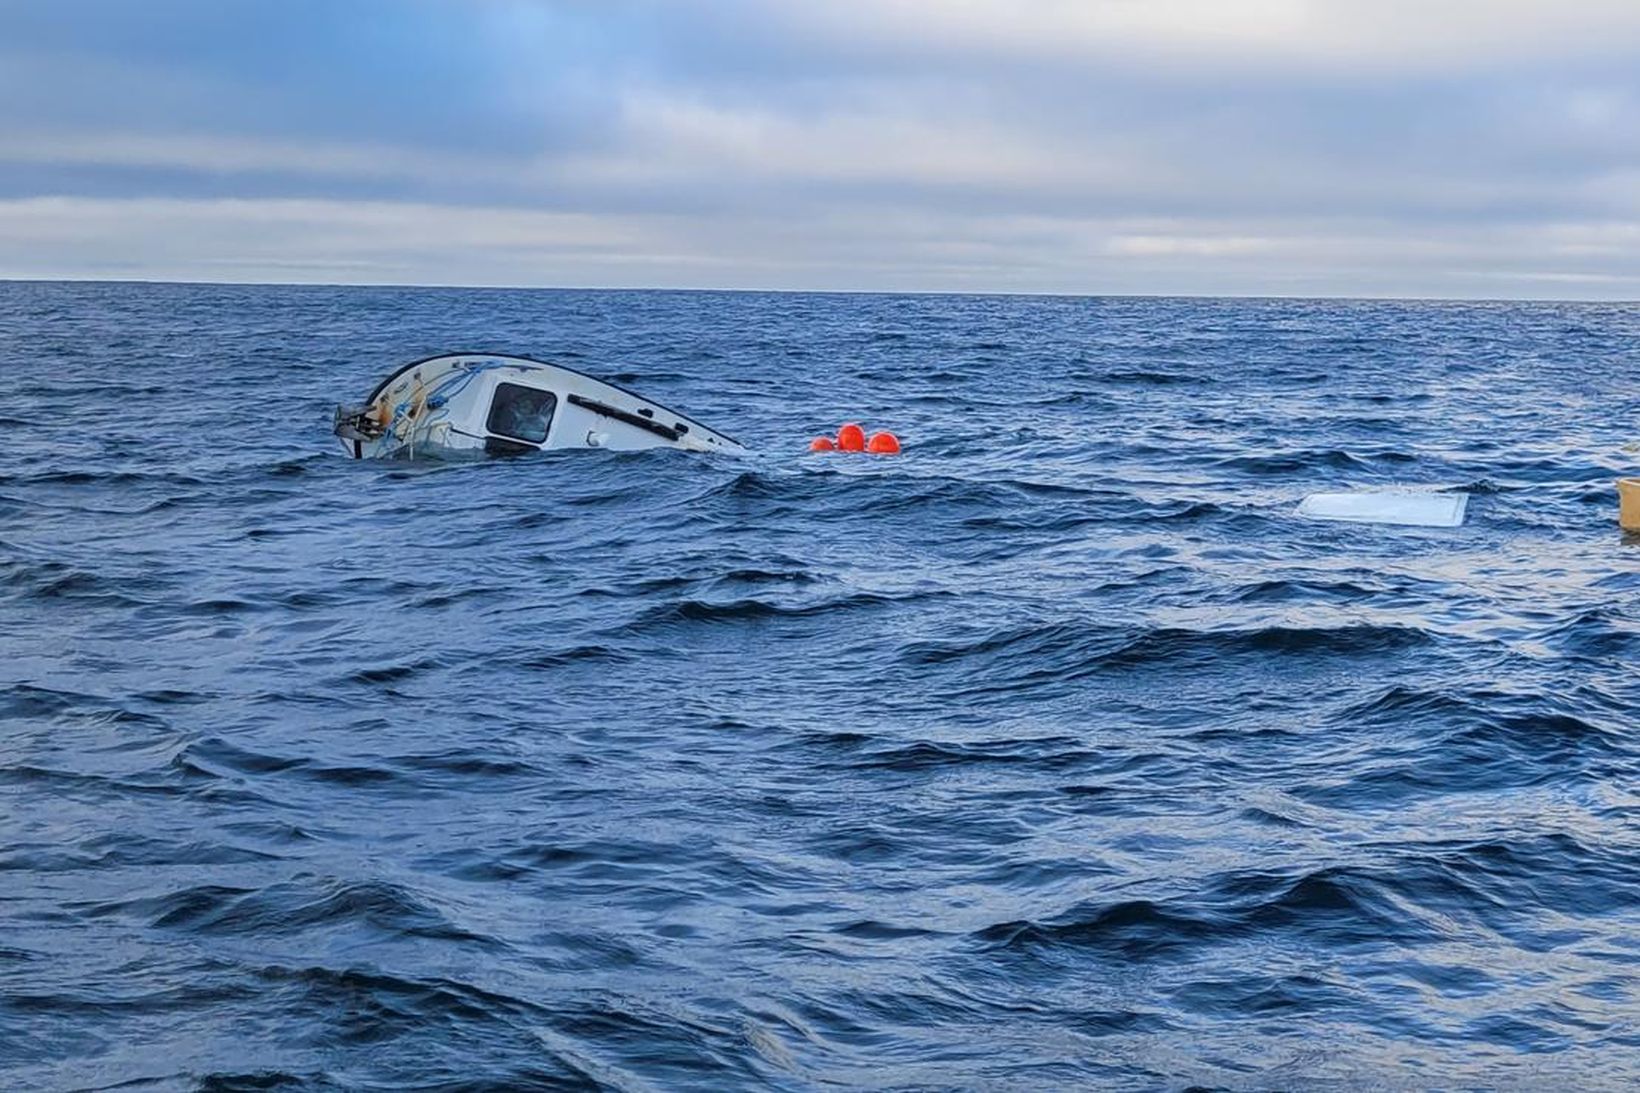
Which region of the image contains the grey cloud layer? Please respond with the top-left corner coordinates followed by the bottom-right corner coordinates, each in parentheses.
top-left (1, 0), bottom-right (1637, 297)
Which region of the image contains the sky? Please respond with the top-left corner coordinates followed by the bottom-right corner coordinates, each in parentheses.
top-left (1, 0), bottom-right (1638, 298)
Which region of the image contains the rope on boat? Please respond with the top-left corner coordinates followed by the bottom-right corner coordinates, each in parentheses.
top-left (369, 360), bottom-right (525, 458)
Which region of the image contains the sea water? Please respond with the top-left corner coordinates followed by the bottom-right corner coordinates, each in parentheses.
top-left (3, 282), bottom-right (1638, 1088)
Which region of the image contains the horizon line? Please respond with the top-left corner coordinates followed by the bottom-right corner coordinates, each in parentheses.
top-left (0, 274), bottom-right (1634, 307)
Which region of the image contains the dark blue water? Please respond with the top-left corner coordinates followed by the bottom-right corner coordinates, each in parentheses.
top-left (3, 281), bottom-right (1638, 1090)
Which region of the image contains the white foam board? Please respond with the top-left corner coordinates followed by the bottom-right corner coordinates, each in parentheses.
top-left (1296, 491), bottom-right (1469, 528)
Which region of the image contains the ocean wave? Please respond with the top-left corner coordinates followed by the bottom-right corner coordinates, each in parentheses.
top-left (899, 621), bottom-right (1435, 682)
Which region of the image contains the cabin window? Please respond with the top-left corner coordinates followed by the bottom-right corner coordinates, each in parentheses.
top-left (486, 383), bottom-right (556, 444)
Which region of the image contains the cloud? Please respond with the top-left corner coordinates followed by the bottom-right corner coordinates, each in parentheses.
top-left (0, 133), bottom-right (451, 180)
top-left (752, 0), bottom-right (1640, 74)
top-left (5, 195), bottom-right (1636, 301)
top-left (0, 1), bottom-right (1637, 297)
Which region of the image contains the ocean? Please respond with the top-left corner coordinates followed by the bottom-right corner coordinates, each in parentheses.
top-left (2, 280), bottom-right (1638, 1089)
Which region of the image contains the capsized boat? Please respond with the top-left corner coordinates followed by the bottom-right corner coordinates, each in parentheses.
top-left (333, 353), bottom-right (746, 459)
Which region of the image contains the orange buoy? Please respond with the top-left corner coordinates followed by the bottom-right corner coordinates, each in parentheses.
top-left (809, 436), bottom-right (837, 452)
top-left (837, 423), bottom-right (866, 452)
top-left (866, 431), bottom-right (901, 455)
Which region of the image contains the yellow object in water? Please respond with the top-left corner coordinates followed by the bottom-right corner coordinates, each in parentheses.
top-left (1620, 478), bottom-right (1640, 531)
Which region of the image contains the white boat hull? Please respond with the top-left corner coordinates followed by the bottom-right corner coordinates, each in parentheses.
top-left (335, 353), bottom-right (745, 460)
